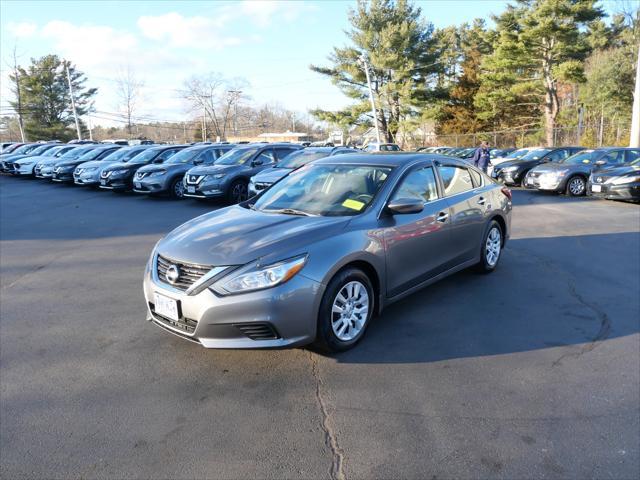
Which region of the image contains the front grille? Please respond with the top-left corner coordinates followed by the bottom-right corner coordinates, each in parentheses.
top-left (135, 172), bottom-right (148, 180)
top-left (149, 302), bottom-right (198, 334)
top-left (75, 168), bottom-right (83, 174)
top-left (34, 166), bottom-right (42, 175)
top-left (235, 323), bottom-right (280, 340)
top-left (186, 174), bottom-right (203, 185)
top-left (156, 254), bottom-right (211, 291)
top-left (100, 170), bottom-right (111, 179)
top-left (595, 176), bottom-right (607, 184)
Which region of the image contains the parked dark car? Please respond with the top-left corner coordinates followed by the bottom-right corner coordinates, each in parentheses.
top-left (133, 144), bottom-right (235, 198)
top-left (35, 145), bottom-right (102, 178)
top-left (184, 143), bottom-right (302, 203)
top-left (524, 148), bottom-right (640, 196)
top-left (0, 143), bottom-right (40, 171)
top-left (12, 145), bottom-right (77, 176)
top-left (99, 145), bottom-right (187, 191)
top-left (74, 145), bottom-right (154, 186)
top-left (51, 145), bottom-right (122, 182)
top-left (588, 156), bottom-right (640, 202)
top-left (248, 146), bottom-right (359, 196)
top-left (495, 147), bottom-right (584, 185)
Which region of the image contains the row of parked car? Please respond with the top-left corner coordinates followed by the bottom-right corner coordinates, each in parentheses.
top-left (418, 144), bottom-right (640, 201)
top-left (0, 140), bottom-right (360, 203)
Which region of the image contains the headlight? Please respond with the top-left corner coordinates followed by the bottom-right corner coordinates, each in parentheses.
top-left (211, 255), bottom-right (307, 295)
top-left (206, 173), bottom-right (226, 180)
top-left (502, 166), bottom-right (519, 172)
top-left (609, 175), bottom-right (640, 185)
top-left (147, 170), bottom-right (166, 177)
top-left (110, 169), bottom-right (129, 176)
top-left (82, 167), bottom-right (97, 173)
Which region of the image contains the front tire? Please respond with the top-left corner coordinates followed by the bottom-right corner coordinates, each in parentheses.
top-left (313, 268), bottom-right (374, 353)
top-left (474, 220), bottom-right (503, 273)
top-left (566, 176), bottom-right (586, 197)
top-left (170, 177), bottom-right (185, 199)
top-left (227, 179), bottom-right (248, 204)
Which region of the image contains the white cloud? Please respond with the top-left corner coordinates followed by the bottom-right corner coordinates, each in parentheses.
top-left (137, 12), bottom-right (242, 49)
top-left (240, 1), bottom-right (314, 26)
top-left (7, 21), bottom-right (37, 38)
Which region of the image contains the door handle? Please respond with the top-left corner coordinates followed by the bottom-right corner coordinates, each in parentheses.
top-left (477, 197), bottom-right (486, 205)
top-left (436, 212), bottom-right (449, 223)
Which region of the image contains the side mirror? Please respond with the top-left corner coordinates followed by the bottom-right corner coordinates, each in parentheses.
top-left (252, 158), bottom-right (264, 166)
top-left (594, 160), bottom-right (606, 166)
top-left (193, 158), bottom-right (203, 165)
top-left (387, 198), bottom-right (424, 215)
top-left (152, 158), bottom-right (163, 164)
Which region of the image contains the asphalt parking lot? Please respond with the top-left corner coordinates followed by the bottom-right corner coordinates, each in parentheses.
top-left (1, 175), bottom-right (639, 479)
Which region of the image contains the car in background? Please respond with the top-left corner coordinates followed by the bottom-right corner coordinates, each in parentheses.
top-left (487, 147), bottom-right (535, 177)
top-left (133, 144), bottom-right (235, 199)
top-left (248, 146), bottom-right (359, 197)
top-left (35, 145), bottom-right (101, 178)
top-left (51, 145), bottom-right (122, 182)
top-left (13, 145), bottom-right (77, 176)
top-left (0, 143), bottom-right (40, 170)
top-left (1, 143), bottom-right (60, 173)
top-left (144, 153), bottom-right (511, 352)
top-left (524, 148), bottom-right (640, 196)
top-left (99, 145), bottom-right (187, 191)
top-left (494, 147), bottom-right (584, 186)
top-left (490, 148), bottom-right (516, 159)
top-left (588, 156), bottom-right (640, 202)
top-left (184, 143), bottom-right (302, 203)
top-left (74, 145), bottom-right (154, 186)
top-left (1, 142), bottom-right (18, 153)
top-left (363, 142), bottom-right (401, 152)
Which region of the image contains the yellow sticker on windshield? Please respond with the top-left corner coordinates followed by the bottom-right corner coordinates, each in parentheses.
top-left (342, 198), bottom-right (365, 211)
top-left (583, 160), bottom-right (590, 164)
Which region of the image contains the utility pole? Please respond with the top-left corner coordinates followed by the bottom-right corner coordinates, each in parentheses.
top-left (202, 104), bottom-right (207, 142)
top-left (358, 54), bottom-right (381, 144)
top-left (87, 116), bottom-right (93, 141)
top-left (11, 48), bottom-right (26, 142)
top-left (291, 113), bottom-right (296, 132)
top-left (630, 45), bottom-right (640, 148)
top-left (577, 104), bottom-right (584, 144)
top-left (228, 90), bottom-right (241, 136)
top-left (65, 61), bottom-right (82, 141)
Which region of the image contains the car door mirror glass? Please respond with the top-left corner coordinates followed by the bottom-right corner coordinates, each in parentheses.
top-left (253, 158), bottom-right (263, 166)
top-left (387, 198), bottom-right (424, 215)
top-left (594, 160), bottom-right (606, 166)
top-left (152, 158), bottom-right (163, 164)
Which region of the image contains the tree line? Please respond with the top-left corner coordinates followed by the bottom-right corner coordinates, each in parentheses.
top-left (311, 0), bottom-right (639, 147)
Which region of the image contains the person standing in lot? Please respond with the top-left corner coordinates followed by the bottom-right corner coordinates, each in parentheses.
top-left (472, 141), bottom-right (491, 173)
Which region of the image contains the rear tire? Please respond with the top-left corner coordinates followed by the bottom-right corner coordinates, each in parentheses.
top-left (313, 268), bottom-right (374, 353)
top-left (474, 220), bottom-right (503, 274)
top-left (566, 176), bottom-right (586, 196)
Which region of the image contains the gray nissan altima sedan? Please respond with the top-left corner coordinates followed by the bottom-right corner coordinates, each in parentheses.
top-left (144, 153), bottom-right (512, 352)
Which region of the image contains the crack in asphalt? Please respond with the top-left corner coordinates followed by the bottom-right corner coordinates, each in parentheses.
top-left (308, 351), bottom-right (346, 480)
top-left (510, 246), bottom-right (612, 367)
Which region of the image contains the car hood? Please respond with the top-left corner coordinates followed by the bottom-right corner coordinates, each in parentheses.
top-left (3, 154), bottom-right (28, 162)
top-left (252, 167), bottom-right (291, 183)
top-left (76, 160), bottom-right (111, 169)
top-left (595, 165), bottom-right (640, 177)
top-left (491, 156), bottom-right (521, 165)
top-left (187, 164), bottom-right (242, 176)
top-left (137, 163), bottom-right (187, 174)
top-left (530, 163), bottom-right (580, 174)
top-left (157, 205), bottom-right (350, 266)
top-left (15, 154), bottom-right (49, 165)
top-left (103, 161), bottom-right (143, 172)
top-left (57, 158), bottom-right (95, 167)
top-left (497, 159), bottom-right (539, 169)
top-left (36, 157), bottom-right (62, 166)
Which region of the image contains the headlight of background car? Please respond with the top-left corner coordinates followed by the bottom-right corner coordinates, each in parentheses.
top-left (147, 170), bottom-right (166, 177)
top-left (502, 166), bottom-right (519, 172)
top-left (211, 255), bottom-right (307, 295)
top-left (82, 167), bottom-right (97, 173)
top-left (609, 175), bottom-right (640, 185)
top-left (206, 173), bottom-right (226, 181)
top-left (110, 169), bottom-right (129, 176)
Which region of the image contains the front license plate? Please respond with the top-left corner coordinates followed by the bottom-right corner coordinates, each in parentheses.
top-left (591, 184), bottom-right (602, 192)
top-left (154, 292), bottom-right (179, 321)
top-left (101, 179), bottom-right (107, 186)
top-left (135, 182), bottom-right (141, 189)
top-left (187, 186), bottom-right (196, 194)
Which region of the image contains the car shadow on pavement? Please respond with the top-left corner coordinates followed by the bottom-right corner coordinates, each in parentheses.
top-left (325, 231), bottom-right (639, 364)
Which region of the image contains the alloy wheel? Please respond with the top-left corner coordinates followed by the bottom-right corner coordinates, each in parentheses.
top-left (331, 281), bottom-right (370, 341)
top-left (174, 179), bottom-right (185, 198)
top-left (232, 182), bottom-right (248, 203)
top-left (485, 226), bottom-right (501, 267)
top-left (568, 177), bottom-right (585, 196)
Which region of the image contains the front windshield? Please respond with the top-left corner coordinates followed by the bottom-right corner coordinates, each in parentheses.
top-left (58, 147), bottom-right (95, 160)
top-left (519, 148), bottom-right (552, 161)
top-left (48, 146), bottom-right (70, 157)
top-left (9, 144), bottom-right (36, 155)
top-left (560, 150), bottom-right (598, 165)
top-left (253, 164), bottom-right (392, 217)
top-left (125, 148), bottom-right (161, 164)
top-left (164, 147), bottom-right (203, 164)
top-left (101, 147), bottom-right (139, 162)
top-left (277, 150), bottom-right (329, 169)
top-left (216, 147), bottom-right (258, 165)
top-left (30, 144), bottom-right (55, 155)
top-left (77, 148), bottom-right (113, 161)
top-left (506, 149), bottom-right (529, 159)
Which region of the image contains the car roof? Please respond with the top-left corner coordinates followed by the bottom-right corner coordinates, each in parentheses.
top-left (313, 152), bottom-right (464, 168)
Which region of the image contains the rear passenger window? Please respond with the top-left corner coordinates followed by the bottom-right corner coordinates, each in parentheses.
top-left (158, 149), bottom-right (180, 161)
top-left (602, 151), bottom-right (625, 165)
top-left (625, 150), bottom-right (640, 163)
top-left (275, 148), bottom-right (296, 161)
top-left (196, 150), bottom-right (216, 164)
top-left (392, 167), bottom-right (438, 203)
top-left (438, 165), bottom-right (474, 196)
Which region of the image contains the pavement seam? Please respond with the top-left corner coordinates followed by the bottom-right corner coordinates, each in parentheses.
top-left (308, 350), bottom-right (346, 480)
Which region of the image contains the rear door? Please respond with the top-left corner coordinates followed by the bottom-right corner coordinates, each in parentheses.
top-left (382, 163), bottom-right (453, 297)
top-left (274, 147), bottom-right (299, 162)
top-left (436, 162), bottom-right (487, 264)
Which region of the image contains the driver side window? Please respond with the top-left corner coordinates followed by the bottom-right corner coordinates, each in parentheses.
top-left (391, 167), bottom-right (439, 203)
top-left (255, 150), bottom-right (275, 165)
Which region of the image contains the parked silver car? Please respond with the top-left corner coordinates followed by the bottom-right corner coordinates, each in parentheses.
top-left (74, 145), bottom-right (154, 186)
top-left (144, 154), bottom-right (512, 352)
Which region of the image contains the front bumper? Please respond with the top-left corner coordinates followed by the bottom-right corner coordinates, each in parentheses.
top-left (51, 170), bottom-right (75, 182)
top-left (99, 174), bottom-right (133, 190)
top-left (497, 170), bottom-right (525, 185)
top-left (588, 182), bottom-right (640, 201)
top-left (183, 178), bottom-right (226, 199)
top-left (133, 176), bottom-right (170, 194)
top-left (14, 163), bottom-right (36, 175)
top-left (523, 174), bottom-right (565, 191)
top-left (73, 171), bottom-right (101, 185)
top-left (143, 254), bottom-right (323, 348)
top-left (38, 167), bottom-right (55, 178)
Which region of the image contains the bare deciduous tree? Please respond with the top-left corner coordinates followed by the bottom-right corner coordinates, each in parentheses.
top-left (115, 65), bottom-right (144, 137)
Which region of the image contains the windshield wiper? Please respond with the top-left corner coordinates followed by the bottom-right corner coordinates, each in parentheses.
top-left (262, 208), bottom-right (317, 217)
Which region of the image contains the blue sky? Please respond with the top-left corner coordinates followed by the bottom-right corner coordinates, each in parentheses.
top-left (0, 0), bottom-right (599, 127)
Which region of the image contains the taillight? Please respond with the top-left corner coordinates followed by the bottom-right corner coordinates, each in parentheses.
top-left (501, 186), bottom-right (512, 200)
